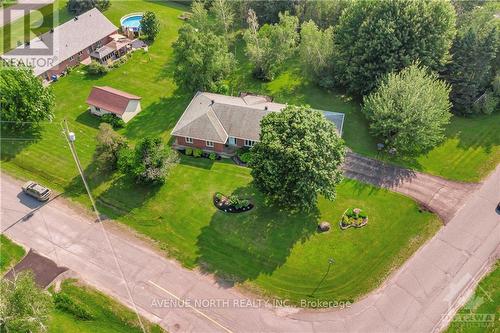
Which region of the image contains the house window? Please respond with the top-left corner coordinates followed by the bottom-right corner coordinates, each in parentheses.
top-left (185, 137), bottom-right (193, 144)
top-left (206, 141), bottom-right (214, 147)
top-left (244, 140), bottom-right (255, 147)
top-left (78, 50), bottom-right (83, 56)
top-left (228, 137), bottom-right (237, 146)
top-left (95, 107), bottom-right (101, 112)
top-left (69, 55), bottom-right (75, 61)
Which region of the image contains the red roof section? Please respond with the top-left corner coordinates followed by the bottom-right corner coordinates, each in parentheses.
top-left (86, 86), bottom-right (141, 115)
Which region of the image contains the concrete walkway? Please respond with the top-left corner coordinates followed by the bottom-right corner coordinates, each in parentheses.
top-left (1, 165), bottom-right (499, 332)
top-left (344, 152), bottom-right (478, 223)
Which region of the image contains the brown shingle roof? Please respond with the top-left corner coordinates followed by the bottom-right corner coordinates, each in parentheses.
top-left (1, 8), bottom-right (117, 76)
top-left (86, 86), bottom-right (141, 115)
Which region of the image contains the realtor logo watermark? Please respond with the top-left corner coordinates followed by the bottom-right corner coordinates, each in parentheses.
top-left (151, 298), bottom-right (352, 310)
top-left (1, 2), bottom-right (59, 72)
top-left (443, 277), bottom-right (496, 329)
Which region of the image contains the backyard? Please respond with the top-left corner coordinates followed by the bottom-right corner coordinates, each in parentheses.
top-left (0, 0), bottom-right (495, 304)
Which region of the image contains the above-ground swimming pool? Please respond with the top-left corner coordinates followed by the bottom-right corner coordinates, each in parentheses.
top-left (121, 13), bottom-right (143, 32)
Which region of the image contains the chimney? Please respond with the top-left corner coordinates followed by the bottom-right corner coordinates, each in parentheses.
top-left (264, 106), bottom-right (268, 111)
top-left (211, 100), bottom-right (215, 105)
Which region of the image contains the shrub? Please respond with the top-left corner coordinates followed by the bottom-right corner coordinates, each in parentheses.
top-left (236, 148), bottom-right (254, 164)
top-left (100, 114), bottom-right (125, 129)
top-left (86, 61), bottom-right (108, 76)
top-left (53, 292), bottom-right (94, 320)
top-left (185, 147), bottom-right (193, 156)
top-left (209, 152), bottom-right (217, 160)
top-left (193, 148), bottom-right (203, 157)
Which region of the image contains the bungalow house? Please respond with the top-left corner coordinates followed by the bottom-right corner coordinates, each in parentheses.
top-left (1, 8), bottom-right (118, 81)
top-left (86, 86), bottom-right (142, 123)
top-left (171, 92), bottom-right (345, 157)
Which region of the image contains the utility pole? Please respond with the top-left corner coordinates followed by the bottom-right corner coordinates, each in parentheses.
top-left (61, 119), bottom-right (100, 222)
top-left (60, 118), bottom-right (146, 332)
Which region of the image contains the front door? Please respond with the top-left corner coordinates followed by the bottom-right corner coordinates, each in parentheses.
top-left (228, 137), bottom-right (237, 146)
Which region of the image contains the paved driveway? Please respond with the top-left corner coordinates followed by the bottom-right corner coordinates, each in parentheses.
top-left (1, 166), bottom-right (499, 332)
top-left (344, 153), bottom-right (479, 223)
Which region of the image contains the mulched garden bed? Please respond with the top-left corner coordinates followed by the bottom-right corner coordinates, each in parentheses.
top-left (213, 192), bottom-right (254, 213)
top-left (339, 208), bottom-right (368, 230)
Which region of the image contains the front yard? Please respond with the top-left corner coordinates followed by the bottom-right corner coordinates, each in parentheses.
top-left (92, 157), bottom-right (440, 303)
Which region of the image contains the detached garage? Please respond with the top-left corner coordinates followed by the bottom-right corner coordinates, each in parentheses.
top-left (86, 86), bottom-right (142, 123)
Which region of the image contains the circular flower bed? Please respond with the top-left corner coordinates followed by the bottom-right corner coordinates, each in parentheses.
top-left (213, 192), bottom-right (254, 213)
top-left (339, 208), bottom-right (368, 230)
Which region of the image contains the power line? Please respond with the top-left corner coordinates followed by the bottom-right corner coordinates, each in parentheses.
top-left (60, 119), bottom-right (146, 333)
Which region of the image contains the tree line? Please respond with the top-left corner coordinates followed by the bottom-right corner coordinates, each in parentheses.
top-left (172, 0), bottom-right (499, 158)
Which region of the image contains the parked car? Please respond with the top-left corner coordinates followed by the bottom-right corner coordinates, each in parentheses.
top-left (22, 181), bottom-right (51, 201)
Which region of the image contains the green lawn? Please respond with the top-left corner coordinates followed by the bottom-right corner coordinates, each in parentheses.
top-left (90, 157), bottom-right (440, 303)
top-left (49, 279), bottom-right (162, 333)
top-left (446, 261), bottom-right (500, 333)
top-left (0, 234), bottom-right (25, 274)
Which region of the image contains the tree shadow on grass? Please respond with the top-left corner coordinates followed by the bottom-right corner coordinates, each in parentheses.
top-left (179, 155), bottom-right (214, 170)
top-left (0, 125), bottom-right (42, 161)
top-left (196, 184), bottom-right (318, 287)
top-left (94, 174), bottom-right (162, 220)
top-left (122, 93), bottom-right (192, 141)
top-left (448, 112), bottom-right (500, 154)
top-left (75, 109), bottom-right (101, 129)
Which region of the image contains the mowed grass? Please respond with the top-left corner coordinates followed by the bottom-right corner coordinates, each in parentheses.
top-left (92, 157), bottom-right (440, 303)
top-left (49, 279), bottom-right (162, 333)
top-left (446, 261), bottom-right (500, 333)
top-left (0, 234), bottom-right (25, 273)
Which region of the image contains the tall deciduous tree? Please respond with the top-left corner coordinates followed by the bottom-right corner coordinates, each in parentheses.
top-left (190, 0), bottom-right (211, 31)
top-left (118, 137), bottom-right (178, 184)
top-left (0, 271), bottom-right (54, 332)
top-left (299, 20), bottom-right (335, 87)
top-left (173, 24), bottom-right (235, 92)
top-left (363, 65), bottom-right (452, 156)
top-left (244, 11), bottom-right (299, 81)
top-left (0, 67), bottom-right (54, 128)
top-left (140, 11), bottom-right (160, 42)
top-left (335, 0), bottom-right (456, 95)
top-left (67, 0), bottom-right (109, 15)
top-left (249, 105), bottom-right (345, 211)
top-left (210, 0), bottom-right (235, 35)
top-left (294, 0), bottom-right (349, 29)
top-left (444, 2), bottom-right (499, 115)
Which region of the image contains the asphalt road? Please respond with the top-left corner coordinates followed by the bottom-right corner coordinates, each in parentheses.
top-left (1, 167), bottom-right (499, 333)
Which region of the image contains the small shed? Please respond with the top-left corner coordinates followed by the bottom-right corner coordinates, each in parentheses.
top-left (86, 86), bottom-right (142, 123)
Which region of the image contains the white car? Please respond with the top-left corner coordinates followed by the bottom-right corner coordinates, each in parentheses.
top-left (22, 181), bottom-right (51, 201)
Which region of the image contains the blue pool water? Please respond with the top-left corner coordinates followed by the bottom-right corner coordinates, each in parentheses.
top-left (121, 15), bottom-right (142, 31)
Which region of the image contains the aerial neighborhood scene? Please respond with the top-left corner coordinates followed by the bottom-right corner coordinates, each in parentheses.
top-left (0, 0), bottom-right (498, 332)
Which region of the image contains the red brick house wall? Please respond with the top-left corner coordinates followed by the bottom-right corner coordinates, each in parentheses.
top-left (41, 34), bottom-right (115, 80)
top-left (175, 136), bottom-right (226, 153)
